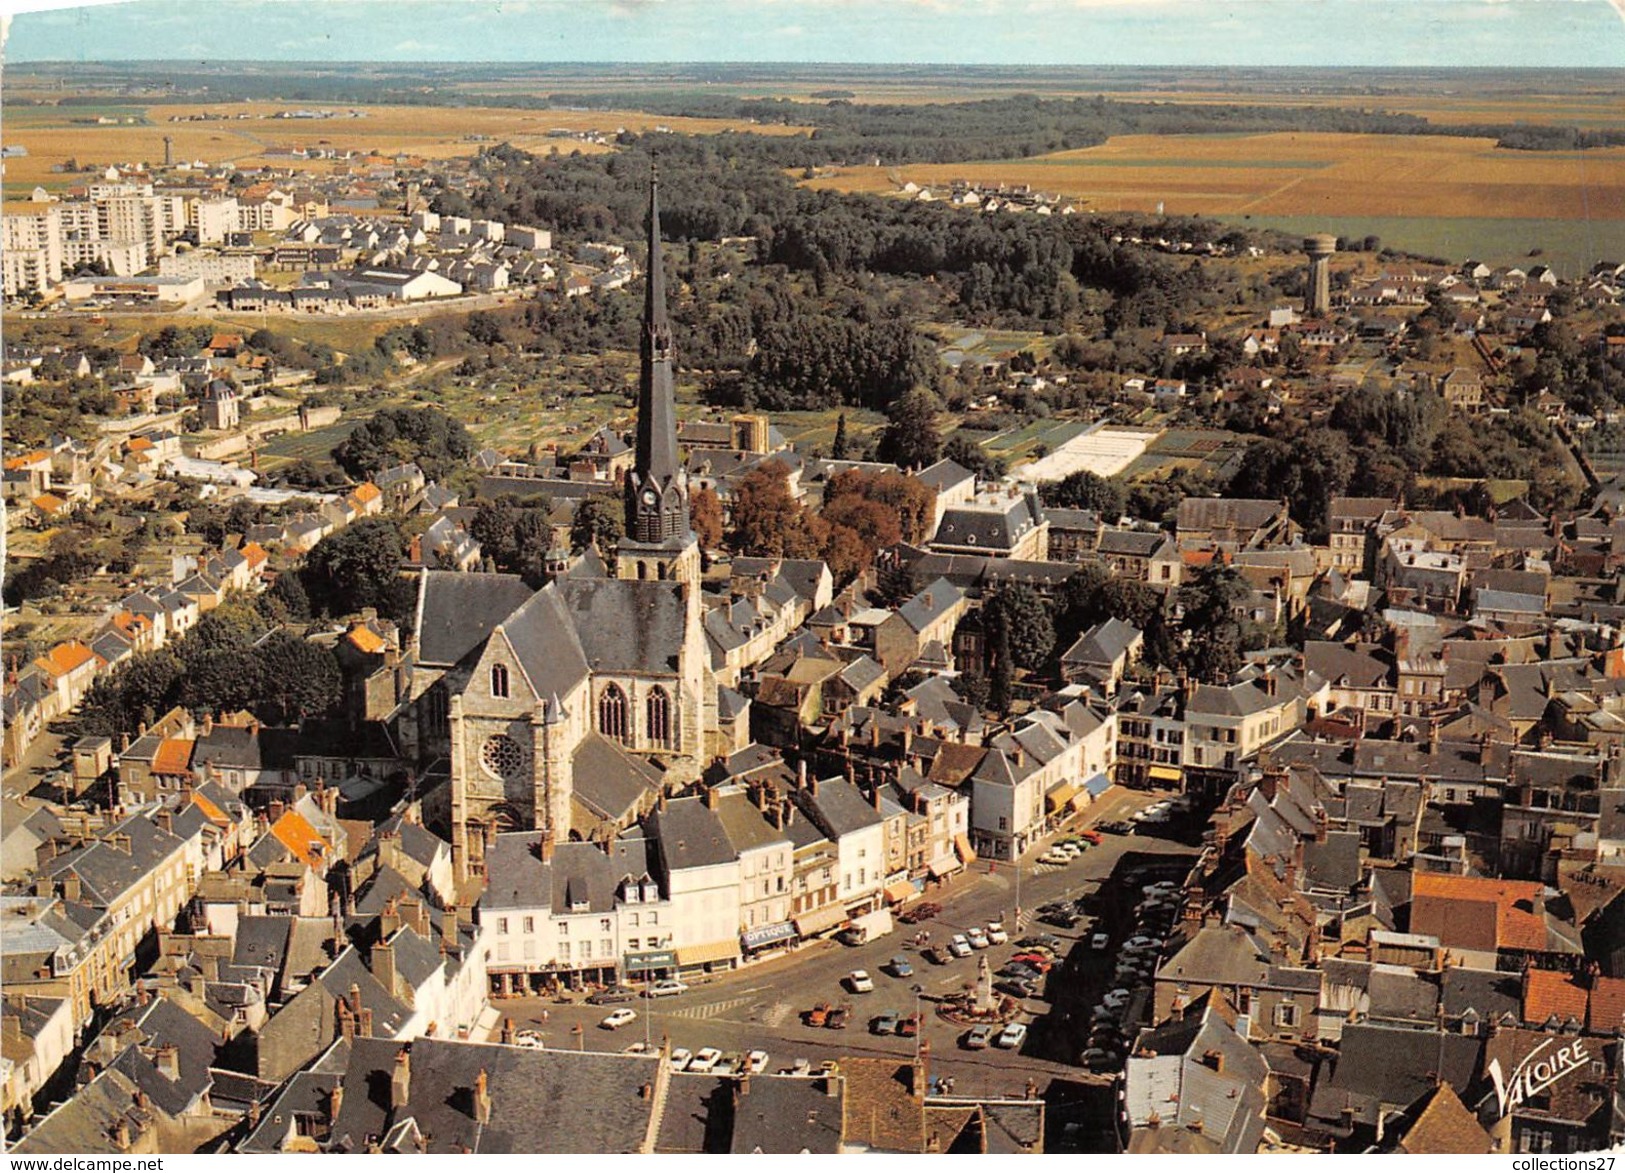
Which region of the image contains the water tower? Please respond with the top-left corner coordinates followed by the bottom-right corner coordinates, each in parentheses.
top-left (163, 136), bottom-right (174, 168)
top-left (1303, 234), bottom-right (1337, 316)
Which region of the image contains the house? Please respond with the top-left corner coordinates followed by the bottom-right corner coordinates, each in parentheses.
top-left (873, 579), bottom-right (969, 678)
top-left (1059, 617), bottom-right (1143, 694)
top-left (1439, 367), bottom-right (1485, 411)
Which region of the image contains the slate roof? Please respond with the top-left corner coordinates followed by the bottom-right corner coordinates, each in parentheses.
top-left (649, 798), bottom-right (736, 872)
top-left (729, 1075), bottom-right (846, 1153)
top-left (556, 577), bottom-right (688, 676)
top-left (1308, 1025), bottom-right (1482, 1130)
top-left (413, 571), bottom-right (535, 666)
top-left (494, 585), bottom-right (593, 699)
top-left (1394, 1082), bottom-right (1494, 1154)
top-left (324, 1036), bottom-right (662, 1153)
top-left (797, 778), bottom-right (884, 840)
top-left (571, 732), bottom-right (663, 827)
top-left (897, 578), bottom-right (964, 633)
top-left (932, 496), bottom-right (1041, 552)
top-left (1062, 616), bottom-right (1141, 667)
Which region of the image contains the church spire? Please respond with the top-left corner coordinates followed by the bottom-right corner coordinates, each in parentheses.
top-left (625, 167), bottom-right (689, 547)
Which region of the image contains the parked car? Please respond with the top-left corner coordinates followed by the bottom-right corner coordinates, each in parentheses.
top-left (998, 962), bottom-right (1040, 981)
top-left (645, 979), bottom-right (690, 998)
top-left (1082, 1047), bottom-right (1121, 1069)
top-left (623, 1041), bottom-right (656, 1055)
top-left (996, 978), bottom-right (1037, 999)
top-left (670, 1048), bottom-right (693, 1071)
top-left (966, 927), bottom-right (991, 949)
top-left (1101, 989), bottom-right (1131, 1010)
top-left (1123, 936), bottom-right (1160, 951)
top-left (996, 1022), bottom-right (1029, 1049)
top-left (1038, 850), bottom-right (1073, 866)
top-left (1010, 953), bottom-right (1053, 972)
top-left (847, 970), bottom-right (875, 993)
top-left (871, 1011), bottom-right (901, 1035)
top-left (715, 1052), bottom-right (744, 1075)
top-left (817, 1060), bottom-right (840, 1077)
top-left (1090, 932), bottom-right (1111, 950)
top-left (513, 1031), bottom-right (544, 1051)
top-left (1018, 934), bottom-right (1063, 952)
top-left (826, 1005), bottom-right (851, 1030)
top-left (1078, 829), bottom-right (1104, 845)
top-left (587, 985), bottom-right (640, 1005)
top-left (986, 921), bottom-right (1009, 945)
top-left (948, 934), bottom-right (973, 958)
top-left (785, 1057), bottom-right (812, 1076)
top-left (886, 956), bottom-right (915, 978)
top-left (897, 1014), bottom-right (920, 1037)
top-left (745, 1049), bottom-right (770, 1074)
top-left (1099, 820), bottom-right (1133, 834)
top-left (688, 1048), bottom-right (723, 1073)
top-left (898, 901), bottom-right (942, 924)
top-left (926, 946), bottom-right (953, 965)
top-left (963, 1024), bottom-right (997, 1050)
top-left (1041, 909), bottom-right (1082, 928)
top-left (600, 1008), bottom-right (638, 1030)
top-left (805, 1002), bottom-right (832, 1027)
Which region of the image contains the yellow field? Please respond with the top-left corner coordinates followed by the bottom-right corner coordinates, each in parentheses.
top-left (1, 100), bottom-right (813, 194)
top-left (800, 132), bottom-right (1625, 221)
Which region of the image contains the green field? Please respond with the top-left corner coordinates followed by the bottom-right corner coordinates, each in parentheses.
top-left (1220, 214), bottom-right (1619, 275)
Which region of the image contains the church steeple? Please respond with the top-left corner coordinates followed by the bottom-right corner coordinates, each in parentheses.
top-left (624, 168), bottom-right (690, 549)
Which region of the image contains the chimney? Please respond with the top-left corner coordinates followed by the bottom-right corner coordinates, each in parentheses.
top-left (348, 982), bottom-right (362, 1016)
top-left (380, 897), bottom-right (401, 938)
top-left (202, 712), bottom-right (214, 735)
top-left (373, 941), bottom-right (397, 997)
top-left (442, 905), bottom-right (459, 951)
top-left (390, 1047), bottom-right (411, 1109)
top-left (738, 1074), bottom-right (750, 1097)
top-left (539, 837), bottom-right (555, 863)
top-left (473, 1068), bottom-right (491, 1124)
top-left (797, 759), bottom-right (808, 789)
top-left (703, 786), bottom-right (720, 810)
top-left (269, 799), bottom-right (285, 823)
top-left (358, 1007), bottom-right (373, 1038)
top-left (62, 872), bottom-right (83, 904)
top-left (338, 998), bottom-right (355, 1042)
top-left (112, 1117), bottom-right (131, 1152)
top-left (154, 1044), bottom-right (181, 1082)
top-left (155, 809), bottom-right (173, 835)
top-left (1012, 745), bottom-right (1025, 768)
top-left (328, 1083), bottom-right (344, 1122)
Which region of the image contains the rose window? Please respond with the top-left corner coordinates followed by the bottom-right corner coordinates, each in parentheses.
top-left (479, 733), bottom-right (526, 781)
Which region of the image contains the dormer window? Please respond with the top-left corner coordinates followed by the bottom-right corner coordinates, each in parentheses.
top-left (491, 663), bottom-right (510, 699)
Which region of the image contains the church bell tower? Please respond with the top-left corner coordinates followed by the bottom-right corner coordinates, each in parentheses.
top-left (619, 170), bottom-right (699, 589)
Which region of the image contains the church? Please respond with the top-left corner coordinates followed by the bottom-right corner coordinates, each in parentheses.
top-left (406, 174), bottom-right (712, 878)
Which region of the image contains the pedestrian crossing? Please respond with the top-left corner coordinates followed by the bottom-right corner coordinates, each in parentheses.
top-left (663, 993), bottom-right (759, 1020)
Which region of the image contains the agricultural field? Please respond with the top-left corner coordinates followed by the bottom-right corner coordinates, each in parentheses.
top-left (0, 99), bottom-right (814, 197)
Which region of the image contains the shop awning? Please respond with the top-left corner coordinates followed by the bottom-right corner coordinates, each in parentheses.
top-left (741, 922), bottom-right (797, 951)
top-left (793, 904), bottom-right (849, 937)
top-left (624, 949), bottom-right (677, 973)
top-left (1069, 791), bottom-right (1091, 813)
top-left (884, 879), bottom-right (918, 904)
top-left (927, 857), bottom-right (959, 879)
top-left (675, 940), bottom-right (740, 967)
top-left (954, 833), bottom-right (977, 865)
top-left (1084, 771), bottom-right (1114, 796)
top-left (1045, 783), bottom-right (1080, 812)
top-left (1148, 765), bottom-right (1183, 784)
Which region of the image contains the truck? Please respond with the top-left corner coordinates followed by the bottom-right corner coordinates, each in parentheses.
top-left (837, 906), bottom-right (895, 947)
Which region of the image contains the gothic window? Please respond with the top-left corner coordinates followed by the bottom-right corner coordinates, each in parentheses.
top-left (599, 683), bottom-right (629, 743)
top-left (491, 663), bottom-right (510, 699)
top-left (479, 733), bottom-right (526, 781)
top-left (647, 686), bottom-right (671, 748)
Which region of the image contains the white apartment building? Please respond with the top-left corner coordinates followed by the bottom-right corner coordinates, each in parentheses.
top-left (159, 250), bottom-right (258, 283)
top-left (2, 208), bottom-right (63, 296)
top-left (190, 197), bottom-right (240, 244)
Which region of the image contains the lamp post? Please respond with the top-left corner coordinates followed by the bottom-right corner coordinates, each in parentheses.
top-left (571, 1023), bottom-right (584, 1052)
top-left (911, 984), bottom-right (924, 1065)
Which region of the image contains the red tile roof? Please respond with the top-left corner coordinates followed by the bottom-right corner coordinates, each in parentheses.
top-left (152, 737), bottom-right (196, 777)
top-left (1589, 975), bottom-right (1625, 1036)
top-left (1411, 872), bottom-right (1548, 952)
top-left (270, 809), bottom-right (330, 871)
top-left (1522, 968), bottom-right (1588, 1025)
top-left (36, 640), bottom-right (98, 678)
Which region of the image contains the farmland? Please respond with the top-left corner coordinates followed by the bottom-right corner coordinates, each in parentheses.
top-left (0, 99), bottom-right (814, 197)
top-left (801, 131), bottom-right (1625, 272)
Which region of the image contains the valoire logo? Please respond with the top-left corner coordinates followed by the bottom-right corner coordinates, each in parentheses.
top-left (1488, 1038), bottom-right (1591, 1118)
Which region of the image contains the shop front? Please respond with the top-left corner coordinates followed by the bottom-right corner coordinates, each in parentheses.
top-left (740, 922), bottom-right (798, 958)
top-left (624, 949), bottom-right (677, 983)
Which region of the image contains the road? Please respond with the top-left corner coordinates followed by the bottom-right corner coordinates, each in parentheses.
top-left (489, 786), bottom-right (1199, 1113)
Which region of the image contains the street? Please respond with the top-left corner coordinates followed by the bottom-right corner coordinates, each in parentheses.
top-left (489, 786), bottom-right (1199, 1110)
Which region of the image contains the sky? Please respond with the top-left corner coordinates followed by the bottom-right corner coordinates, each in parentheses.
top-left (3, 0), bottom-right (1624, 68)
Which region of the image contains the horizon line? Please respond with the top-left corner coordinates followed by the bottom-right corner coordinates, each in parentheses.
top-left (11, 59), bottom-right (1625, 72)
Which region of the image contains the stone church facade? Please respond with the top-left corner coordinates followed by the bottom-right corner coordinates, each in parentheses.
top-left (406, 174), bottom-right (712, 878)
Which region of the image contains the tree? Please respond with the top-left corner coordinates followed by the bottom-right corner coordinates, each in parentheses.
top-left (831, 412), bottom-right (850, 460)
top-left (569, 496), bottom-right (624, 554)
top-left (1041, 469), bottom-right (1126, 518)
top-left (256, 631), bottom-right (341, 723)
top-left (876, 386), bottom-right (942, 470)
top-left (472, 495), bottom-right (555, 583)
top-left (332, 405), bottom-right (475, 481)
top-left (727, 460), bottom-right (819, 557)
top-left (1177, 564), bottom-right (1250, 683)
top-left (264, 570), bottom-right (312, 620)
top-left (181, 646), bottom-right (263, 716)
top-left (988, 617), bottom-right (1013, 715)
top-left (943, 433), bottom-right (1006, 480)
top-left (690, 486), bottom-right (725, 550)
top-left (986, 584), bottom-right (1055, 673)
top-left (303, 518), bottom-right (412, 621)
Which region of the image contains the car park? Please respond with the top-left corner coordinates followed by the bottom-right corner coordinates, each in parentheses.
top-left (886, 956), bottom-right (915, 978)
top-left (847, 970), bottom-right (875, 993)
top-left (986, 921), bottom-right (1009, 945)
top-left (871, 1011), bottom-right (901, 1035)
top-left (745, 1050), bottom-right (770, 1074)
top-left (996, 1023), bottom-right (1029, 1049)
top-left (645, 979), bottom-right (690, 998)
top-left (670, 1048), bottom-right (693, 1071)
top-left (588, 985), bottom-right (640, 1005)
top-left (600, 1008), bottom-right (638, 1030)
top-left (689, 1048), bottom-right (723, 1073)
top-left (948, 934), bottom-right (973, 958)
top-left (963, 1024), bottom-right (997, 1050)
top-left (966, 927), bottom-right (991, 949)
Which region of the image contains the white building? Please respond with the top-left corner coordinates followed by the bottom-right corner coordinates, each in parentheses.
top-left (159, 249), bottom-right (257, 283)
